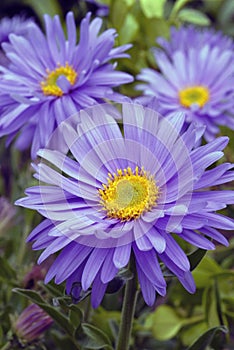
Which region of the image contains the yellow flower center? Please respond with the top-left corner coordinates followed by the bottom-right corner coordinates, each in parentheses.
top-left (41, 63), bottom-right (77, 97)
top-left (99, 166), bottom-right (159, 221)
top-left (179, 85), bottom-right (210, 108)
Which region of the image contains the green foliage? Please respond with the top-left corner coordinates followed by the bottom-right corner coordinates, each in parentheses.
top-left (187, 326), bottom-right (228, 350)
top-left (81, 324), bottom-right (113, 349)
top-left (177, 8), bottom-right (211, 26)
top-left (145, 305), bottom-right (187, 340)
top-left (23, 0), bottom-right (62, 22)
top-left (169, 0), bottom-right (192, 17)
top-left (0, 0), bottom-right (233, 349)
top-left (13, 288), bottom-right (78, 337)
top-left (139, 0), bottom-right (166, 18)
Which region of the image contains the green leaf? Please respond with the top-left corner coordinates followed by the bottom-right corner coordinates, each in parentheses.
top-left (119, 13), bottom-right (139, 45)
top-left (0, 326), bottom-right (3, 343)
top-left (39, 281), bottom-right (65, 298)
top-left (188, 248), bottom-right (207, 271)
top-left (187, 326), bottom-right (228, 350)
top-left (91, 307), bottom-right (121, 342)
top-left (139, 0), bottom-right (166, 18)
top-left (0, 256), bottom-right (16, 280)
top-left (13, 288), bottom-right (74, 337)
top-left (23, 0), bottom-right (62, 22)
top-left (69, 305), bottom-right (83, 331)
top-left (181, 321), bottom-right (208, 346)
top-left (145, 305), bottom-right (184, 340)
top-left (203, 287), bottom-right (220, 328)
top-left (110, 0), bottom-right (134, 29)
top-left (178, 9), bottom-right (211, 26)
top-left (170, 0), bottom-right (192, 17)
top-left (81, 323), bottom-right (113, 349)
top-left (193, 256), bottom-right (223, 288)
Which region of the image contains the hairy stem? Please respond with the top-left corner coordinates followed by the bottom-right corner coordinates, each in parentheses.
top-left (116, 257), bottom-right (138, 350)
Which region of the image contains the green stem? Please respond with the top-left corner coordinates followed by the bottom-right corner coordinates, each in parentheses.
top-left (116, 258), bottom-right (138, 350)
top-left (0, 341), bottom-right (11, 350)
top-left (16, 223), bottom-right (30, 266)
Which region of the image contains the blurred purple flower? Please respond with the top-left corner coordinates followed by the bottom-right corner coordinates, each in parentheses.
top-left (0, 12), bottom-right (133, 158)
top-left (137, 26), bottom-right (234, 141)
top-left (0, 15), bottom-right (34, 67)
top-left (14, 304), bottom-right (53, 343)
top-left (157, 25), bottom-right (234, 55)
top-left (16, 103), bottom-right (234, 307)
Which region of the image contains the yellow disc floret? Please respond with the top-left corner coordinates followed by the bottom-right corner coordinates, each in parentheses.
top-left (41, 62), bottom-right (77, 97)
top-left (179, 85), bottom-right (210, 108)
top-left (99, 166), bottom-right (159, 221)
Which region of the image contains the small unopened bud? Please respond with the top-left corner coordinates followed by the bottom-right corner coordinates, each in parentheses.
top-left (14, 304), bottom-right (53, 343)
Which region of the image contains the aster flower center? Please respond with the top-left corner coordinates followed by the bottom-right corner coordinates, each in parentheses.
top-left (179, 86), bottom-right (210, 108)
top-left (41, 63), bottom-right (77, 97)
top-left (99, 166), bottom-right (159, 221)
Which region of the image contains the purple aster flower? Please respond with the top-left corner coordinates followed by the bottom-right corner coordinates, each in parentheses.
top-left (0, 12), bottom-right (133, 158)
top-left (14, 304), bottom-right (53, 343)
top-left (16, 103), bottom-right (234, 308)
top-left (137, 26), bottom-right (234, 141)
top-left (157, 25), bottom-right (234, 55)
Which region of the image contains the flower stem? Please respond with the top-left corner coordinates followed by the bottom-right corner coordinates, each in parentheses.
top-left (116, 257), bottom-right (138, 350)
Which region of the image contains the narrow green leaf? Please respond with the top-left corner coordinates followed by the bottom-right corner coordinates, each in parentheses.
top-left (23, 0), bottom-right (62, 22)
top-left (187, 326), bottom-right (228, 350)
top-left (39, 281), bottom-right (65, 298)
top-left (170, 0), bottom-right (192, 17)
top-left (0, 256), bottom-right (16, 280)
top-left (13, 288), bottom-right (74, 336)
top-left (119, 14), bottom-right (139, 45)
top-left (188, 248), bottom-right (207, 271)
top-left (81, 323), bottom-right (113, 349)
top-left (110, 0), bottom-right (130, 29)
top-left (69, 305), bottom-right (83, 331)
top-left (140, 0), bottom-right (166, 18)
top-left (178, 9), bottom-right (211, 26)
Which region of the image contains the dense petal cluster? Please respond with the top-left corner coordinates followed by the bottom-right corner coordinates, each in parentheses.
top-left (16, 103), bottom-right (234, 307)
top-left (0, 12), bottom-right (133, 158)
top-left (137, 25), bottom-right (234, 141)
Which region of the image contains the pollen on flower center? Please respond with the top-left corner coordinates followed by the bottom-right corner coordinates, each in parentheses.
top-left (179, 85), bottom-right (210, 108)
top-left (41, 62), bottom-right (77, 97)
top-left (98, 166), bottom-right (159, 221)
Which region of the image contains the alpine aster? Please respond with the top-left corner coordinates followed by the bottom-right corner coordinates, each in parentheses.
top-left (16, 103), bottom-right (234, 307)
top-left (137, 25), bottom-right (234, 141)
top-left (0, 12), bottom-right (133, 158)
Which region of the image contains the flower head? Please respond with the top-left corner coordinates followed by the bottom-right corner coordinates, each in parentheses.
top-left (157, 25), bottom-right (234, 55)
top-left (16, 103), bottom-right (234, 307)
top-left (14, 304), bottom-right (53, 343)
top-left (137, 26), bottom-right (234, 141)
top-left (0, 12), bottom-right (133, 158)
